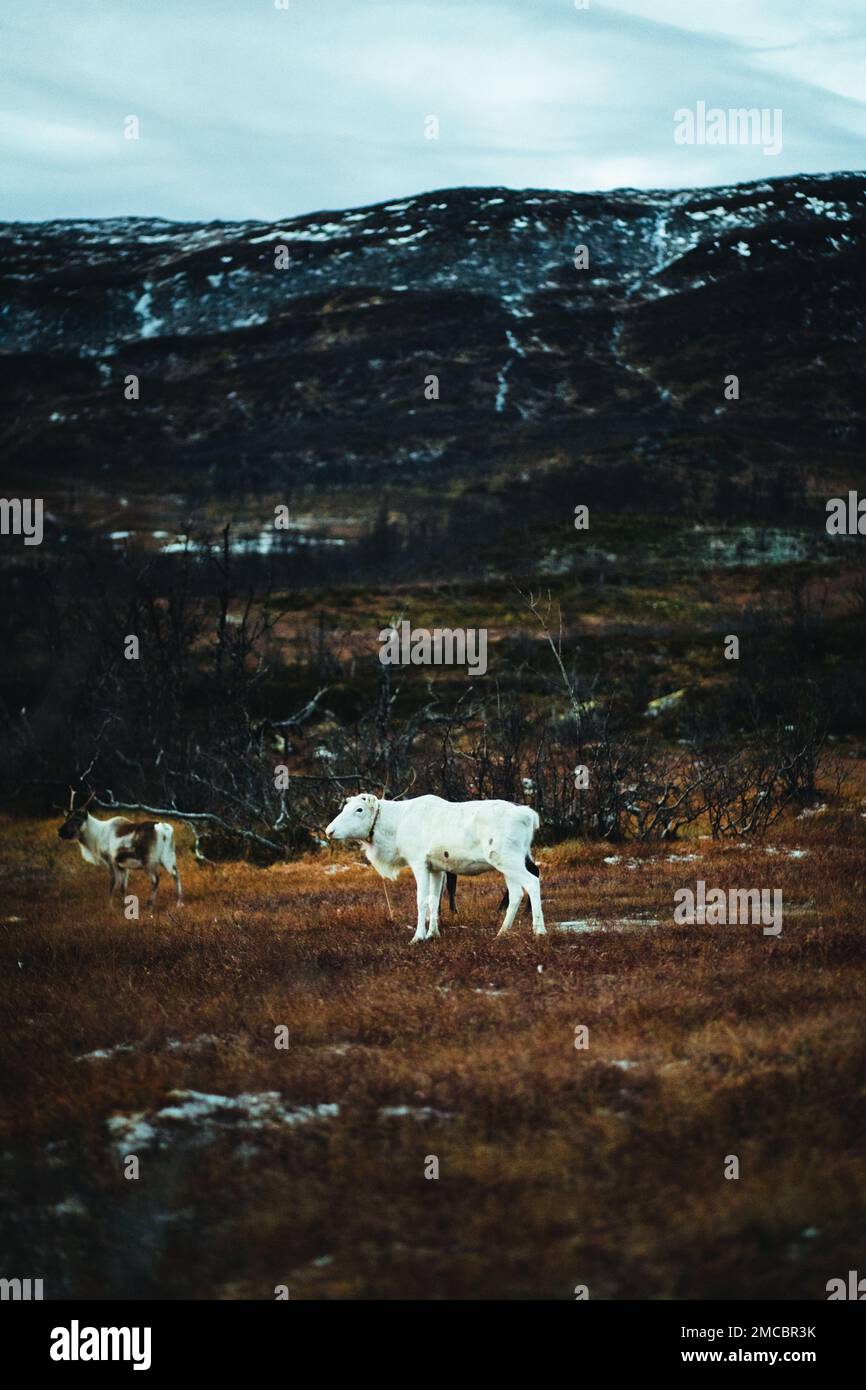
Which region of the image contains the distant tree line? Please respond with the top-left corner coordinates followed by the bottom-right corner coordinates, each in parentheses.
top-left (0, 532), bottom-right (843, 860)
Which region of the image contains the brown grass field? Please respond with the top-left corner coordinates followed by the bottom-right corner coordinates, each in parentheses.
top-left (2, 778), bottom-right (866, 1301)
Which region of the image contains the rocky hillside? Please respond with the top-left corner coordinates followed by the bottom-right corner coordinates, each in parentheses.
top-left (1, 171), bottom-right (865, 526)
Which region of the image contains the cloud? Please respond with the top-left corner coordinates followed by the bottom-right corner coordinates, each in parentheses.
top-left (2, 0), bottom-right (864, 221)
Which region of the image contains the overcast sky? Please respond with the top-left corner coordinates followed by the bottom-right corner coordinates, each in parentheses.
top-left (2, 0), bottom-right (864, 222)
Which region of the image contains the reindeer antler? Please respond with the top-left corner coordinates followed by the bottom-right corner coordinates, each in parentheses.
top-left (68, 785), bottom-right (76, 812)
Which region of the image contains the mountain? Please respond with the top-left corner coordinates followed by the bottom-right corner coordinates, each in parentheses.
top-left (1, 170), bottom-right (865, 537)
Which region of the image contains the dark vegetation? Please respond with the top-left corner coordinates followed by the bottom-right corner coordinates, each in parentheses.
top-left (0, 516), bottom-right (859, 858)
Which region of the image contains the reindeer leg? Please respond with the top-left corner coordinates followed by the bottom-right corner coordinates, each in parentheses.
top-left (426, 869), bottom-right (444, 940)
top-left (496, 874), bottom-right (524, 937)
top-left (446, 871), bottom-right (457, 913)
top-left (409, 863), bottom-right (430, 943)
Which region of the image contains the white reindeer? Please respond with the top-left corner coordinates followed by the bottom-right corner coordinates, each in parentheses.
top-left (325, 793), bottom-right (544, 942)
top-left (57, 790), bottom-right (182, 909)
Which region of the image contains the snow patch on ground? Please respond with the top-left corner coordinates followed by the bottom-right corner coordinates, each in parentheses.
top-left (77, 1042), bottom-right (137, 1062)
top-left (78, 1034), bottom-right (221, 1062)
top-left (107, 1091), bottom-right (339, 1153)
top-left (558, 917), bottom-right (662, 933)
top-left (133, 285), bottom-right (164, 338)
top-left (378, 1106), bottom-right (455, 1121)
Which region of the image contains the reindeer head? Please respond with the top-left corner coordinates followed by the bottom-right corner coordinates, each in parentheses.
top-left (325, 792), bottom-right (379, 842)
top-left (57, 787), bottom-right (95, 839)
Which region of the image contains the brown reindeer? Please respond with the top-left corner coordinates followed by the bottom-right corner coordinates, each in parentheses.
top-left (58, 789), bottom-right (182, 909)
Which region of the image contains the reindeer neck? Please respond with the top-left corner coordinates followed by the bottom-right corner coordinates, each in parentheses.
top-left (78, 812), bottom-right (103, 847)
top-left (364, 800), bottom-right (399, 864)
